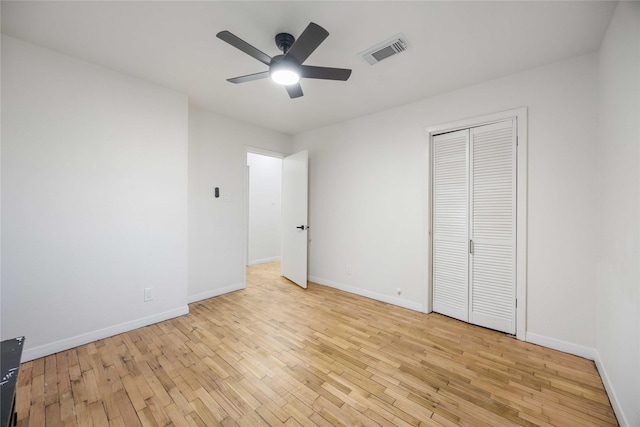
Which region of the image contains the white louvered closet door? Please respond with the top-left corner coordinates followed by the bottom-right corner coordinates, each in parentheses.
top-left (432, 129), bottom-right (469, 322)
top-left (469, 120), bottom-right (516, 334)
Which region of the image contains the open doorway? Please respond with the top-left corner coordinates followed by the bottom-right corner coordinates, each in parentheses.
top-left (246, 151), bottom-right (283, 267)
top-left (244, 148), bottom-right (309, 290)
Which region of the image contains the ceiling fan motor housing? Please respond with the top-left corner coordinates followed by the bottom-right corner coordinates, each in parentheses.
top-left (270, 55), bottom-right (300, 69)
top-left (269, 55), bottom-right (302, 85)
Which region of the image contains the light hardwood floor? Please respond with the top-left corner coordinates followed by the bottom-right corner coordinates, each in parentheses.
top-left (15, 262), bottom-right (617, 426)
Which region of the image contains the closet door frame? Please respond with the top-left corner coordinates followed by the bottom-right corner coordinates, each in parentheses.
top-left (424, 107), bottom-right (528, 340)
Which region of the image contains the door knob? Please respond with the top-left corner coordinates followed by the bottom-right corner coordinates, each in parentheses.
top-left (296, 225), bottom-right (306, 230)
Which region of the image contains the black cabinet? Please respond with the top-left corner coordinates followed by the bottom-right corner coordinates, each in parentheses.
top-left (1, 337), bottom-right (25, 427)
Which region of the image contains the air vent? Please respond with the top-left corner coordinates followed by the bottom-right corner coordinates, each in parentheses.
top-left (359, 34), bottom-right (409, 65)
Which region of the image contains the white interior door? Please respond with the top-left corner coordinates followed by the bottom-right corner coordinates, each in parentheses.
top-left (432, 129), bottom-right (470, 321)
top-left (281, 150), bottom-right (308, 288)
top-left (432, 119), bottom-right (517, 335)
top-left (469, 120), bottom-right (516, 334)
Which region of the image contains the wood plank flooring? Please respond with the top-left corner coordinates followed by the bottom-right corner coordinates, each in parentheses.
top-left (15, 262), bottom-right (617, 426)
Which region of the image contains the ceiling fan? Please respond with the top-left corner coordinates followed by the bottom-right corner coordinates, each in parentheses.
top-left (216, 22), bottom-right (352, 99)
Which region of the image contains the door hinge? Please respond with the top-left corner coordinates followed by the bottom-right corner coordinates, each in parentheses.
top-left (469, 240), bottom-right (474, 254)
top-left (516, 299), bottom-right (518, 308)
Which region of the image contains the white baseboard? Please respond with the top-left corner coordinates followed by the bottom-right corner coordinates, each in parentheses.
top-left (308, 276), bottom-right (423, 312)
top-left (21, 305), bottom-right (189, 362)
top-left (248, 256), bottom-right (280, 266)
top-left (525, 332), bottom-right (597, 360)
top-left (187, 282), bottom-right (244, 304)
top-left (594, 353), bottom-right (629, 427)
top-left (504, 333), bottom-right (629, 424)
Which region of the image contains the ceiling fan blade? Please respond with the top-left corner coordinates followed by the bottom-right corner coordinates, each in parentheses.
top-left (226, 71), bottom-right (270, 84)
top-left (216, 31), bottom-right (272, 66)
top-left (286, 83), bottom-right (304, 99)
top-left (283, 22), bottom-right (329, 65)
top-left (300, 65), bottom-right (352, 81)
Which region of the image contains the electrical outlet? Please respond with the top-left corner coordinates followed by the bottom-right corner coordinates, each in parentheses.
top-left (346, 264), bottom-right (352, 275)
top-left (144, 287), bottom-right (154, 302)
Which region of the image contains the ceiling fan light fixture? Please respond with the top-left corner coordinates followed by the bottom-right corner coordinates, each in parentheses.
top-left (217, 22), bottom-right (351, 98)
top-left (270, 68), bottom-right (300, 85)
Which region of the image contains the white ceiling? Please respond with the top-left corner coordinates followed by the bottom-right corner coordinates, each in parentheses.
top-left (1, 1), bottom-right (616, 135)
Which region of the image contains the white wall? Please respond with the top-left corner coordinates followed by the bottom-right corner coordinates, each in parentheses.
top-left (597, 2), bottom-right (640, 426)
top-left (247, 153), bottom-right (282, 265)
top-left (188, 106), bottom-right (291, 302)
top-left (1, 36), bottom-right (189, 361)
top-left (293, 53), bottom-right (600, 351)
